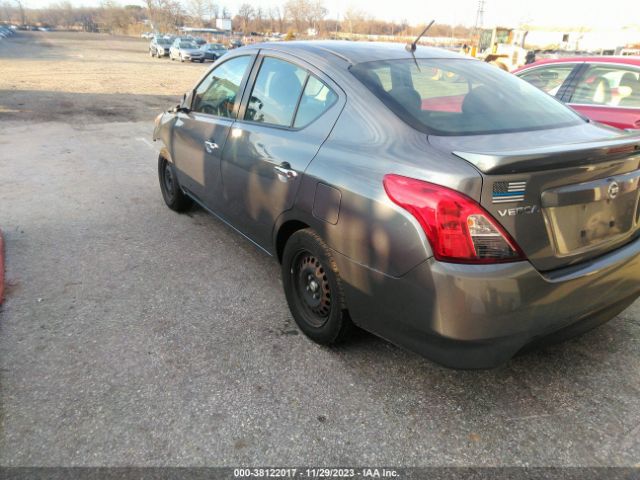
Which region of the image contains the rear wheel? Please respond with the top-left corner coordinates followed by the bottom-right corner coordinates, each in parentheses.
top-left (282, 229), bottom-right (353, 345)
top-left (158, 156), bottom-right (191, 212)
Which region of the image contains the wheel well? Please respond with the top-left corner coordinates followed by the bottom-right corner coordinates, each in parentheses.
top-left (276, 220), bottom-right (309, 263)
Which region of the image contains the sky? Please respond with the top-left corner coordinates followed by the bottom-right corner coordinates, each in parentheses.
top-left (19, 0), bottom-right (640, 29)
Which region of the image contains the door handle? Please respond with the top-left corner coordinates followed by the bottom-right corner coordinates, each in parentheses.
top-left (204, 141), bottom-right (219, 153)
top-left (274, 163), bottom-right (298, 181)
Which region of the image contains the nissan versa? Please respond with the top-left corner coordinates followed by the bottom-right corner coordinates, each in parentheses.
top-left (153, 41), bottom-right (640, 368)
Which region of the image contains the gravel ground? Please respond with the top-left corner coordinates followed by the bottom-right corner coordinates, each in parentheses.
top-left (0, 31), bottom-right (639, 468)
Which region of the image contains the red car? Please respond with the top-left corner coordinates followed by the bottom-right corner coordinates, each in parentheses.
top-left (514, 56), bottom-right (640, 130)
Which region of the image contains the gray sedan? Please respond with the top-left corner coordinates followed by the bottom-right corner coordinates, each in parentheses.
top-left (153, 41), bottom-right (640, 368)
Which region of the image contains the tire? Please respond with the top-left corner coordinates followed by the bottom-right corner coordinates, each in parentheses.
top-left (282, 229), bottom-right (353, 345)
top-left (199, 59), bottom-right (204, 63)
top-left (158, 156), bottom-right (191, 212)
top-left (180, 54), bottom-right (184, 62)
top-left (149, 49), bottom-right (154, 57)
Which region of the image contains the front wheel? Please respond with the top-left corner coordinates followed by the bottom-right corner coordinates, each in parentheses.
top-left (180, 55), bottom-right (184, 62)
top-left (158, 156), bottom-right (191, 212)
top-left (282, 229), bottom-right (353, 345)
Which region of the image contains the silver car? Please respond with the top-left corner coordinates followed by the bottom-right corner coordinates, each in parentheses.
top-left (153, 42), bottom-right (640, 368)
top-left (169, 39), bottom-right (204, 63)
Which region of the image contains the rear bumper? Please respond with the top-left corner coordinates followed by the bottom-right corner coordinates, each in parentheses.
top-left (334, 235), bottom-right (640, 368)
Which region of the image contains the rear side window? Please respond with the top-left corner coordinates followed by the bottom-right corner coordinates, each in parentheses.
top-left (518, 64), bottom-right (576, 95)
top-left (192, 56), bottom-right (251, 117)
top-left (351, 58), bottom-right (583, 136)
top-left (294, 76), bottom-right (338, 128)
top-left (570, 64), bottom-right (640, 107)
top-left (245, 57), bottom-right (306, 127)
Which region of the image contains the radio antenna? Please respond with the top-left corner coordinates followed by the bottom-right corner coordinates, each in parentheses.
top-left (405, 19), bottom-right (435, 52)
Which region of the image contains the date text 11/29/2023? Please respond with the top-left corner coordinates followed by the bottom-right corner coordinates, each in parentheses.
top-left (233, 468), bottom-right (399, 478)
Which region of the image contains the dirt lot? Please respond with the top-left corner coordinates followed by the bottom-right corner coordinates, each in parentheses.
top-left (0, 31), bottom-right (205, 123)
top-left (1, 31), bottom-right (640, 468)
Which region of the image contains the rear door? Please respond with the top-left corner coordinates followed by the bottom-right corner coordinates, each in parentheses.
top-left (564, 63), bottom-right (640, 130)
top-left (219, 51), bottom-right (344, 248)
top-left (170, 54), bottom-right (255, 207)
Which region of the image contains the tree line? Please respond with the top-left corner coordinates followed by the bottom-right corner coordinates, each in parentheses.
top-left (0, 0), bottom-right (472, 39)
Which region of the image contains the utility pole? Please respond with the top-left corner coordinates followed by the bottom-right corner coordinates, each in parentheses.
top-left (473, 0), bottom-right (485, 32)
top-left (471, 0), bottom-right (485, 49)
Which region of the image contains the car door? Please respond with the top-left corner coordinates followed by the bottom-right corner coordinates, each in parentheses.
top-left (219, 52), bottom-right (345, 248)
top-left (516, 62), bottom-right (581, 98)
top-left (563, 63), bottom-right (640, 130)
top-left (170, 54), bottom-right (255, 207)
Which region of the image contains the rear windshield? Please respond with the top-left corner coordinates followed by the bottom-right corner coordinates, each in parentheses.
top-left (351, 58), bottom-right (583, 136)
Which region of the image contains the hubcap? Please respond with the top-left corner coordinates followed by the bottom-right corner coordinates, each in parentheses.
top-left (293, 252), bottom-right (331, 326)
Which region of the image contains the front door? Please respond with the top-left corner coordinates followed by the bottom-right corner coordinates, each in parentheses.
top-left (219, 53), bottom-right (343, 248)
top-left (170, 54), bottom-right (255, 206)
top-left (566, 63), bottom-right (640, 130)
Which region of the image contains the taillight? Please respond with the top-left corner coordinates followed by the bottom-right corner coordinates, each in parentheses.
top-left (383, 174), bottom-right (525, 264)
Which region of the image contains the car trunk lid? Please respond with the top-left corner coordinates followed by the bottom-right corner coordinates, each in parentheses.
top-left (430, 125), bottom-right (640, 271)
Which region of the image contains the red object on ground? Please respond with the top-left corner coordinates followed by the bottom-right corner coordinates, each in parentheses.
top-left (0, 229), bottom-right (4, 304)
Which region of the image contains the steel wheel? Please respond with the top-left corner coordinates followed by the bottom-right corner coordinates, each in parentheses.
top-left (158, 156), bottom-right (191, 212)
top-left (162, 162), bottom-right (176, 202)
top-left (292, 251), bottom-right (332, 327)
top-left (281, 229), bottom-right (353, 345)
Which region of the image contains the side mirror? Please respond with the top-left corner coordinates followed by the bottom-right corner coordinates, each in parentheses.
top-left (170, 93), bottom-right (191, 114)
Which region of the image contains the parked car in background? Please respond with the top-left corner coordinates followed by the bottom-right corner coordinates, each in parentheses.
top-left (149, 36), bottom-right (172, 58)
top-left (201, 42), bottom-right (227, 61)
top-left (193, 37), bottom-right (207, 46)
top-left (228, 39), bottom-right (243, 49)
top-left (169, 39), bottom-right (204, 63)
top-left (514, 56), bottom-right (640, 130)
top-left (153, 41), bottom-right (640, 369)
top-left (0, 26), bottom-right (15, 37)
top-left (141, 31), bottom-right (154, 39)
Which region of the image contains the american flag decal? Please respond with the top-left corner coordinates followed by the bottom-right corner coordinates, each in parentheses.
top-left (492, 181), bottom-right (527, 203)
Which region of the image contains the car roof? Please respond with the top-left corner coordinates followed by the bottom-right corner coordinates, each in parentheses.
top-left (252, 40), bottom-right (466, 65)
top-left (514, 55), bottom-right (640, 72)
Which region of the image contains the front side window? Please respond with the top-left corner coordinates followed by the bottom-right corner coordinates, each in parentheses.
top-left (244, 57), bottom-right (306, 127)
top-left (192, 55), bottom-right (252, 117)
top-left (518, 64), bottom-right (576, 95)
top-left (570, 64), bottom-right (640, 107)
top-left (351, 58), bottom-right (583, 136)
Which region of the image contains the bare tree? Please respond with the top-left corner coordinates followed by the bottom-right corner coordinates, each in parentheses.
top-left (14, 0), bottom-right (25, 24)
top-left (284, 0), bottom-right (326, 33)
top-left (187, 0), bottom-right (207, 26)
top-left (269, 6), bottom-right (283, 33)
top-left (236, 3), bottom-right (253, 32)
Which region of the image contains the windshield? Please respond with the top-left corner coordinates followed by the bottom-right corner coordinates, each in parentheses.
top-left (157, 38), bottom-right (170, 45)
top-left (180, 42), bottom-right (196, 49)
top-left (350, 58), bottom-right (583, 136)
